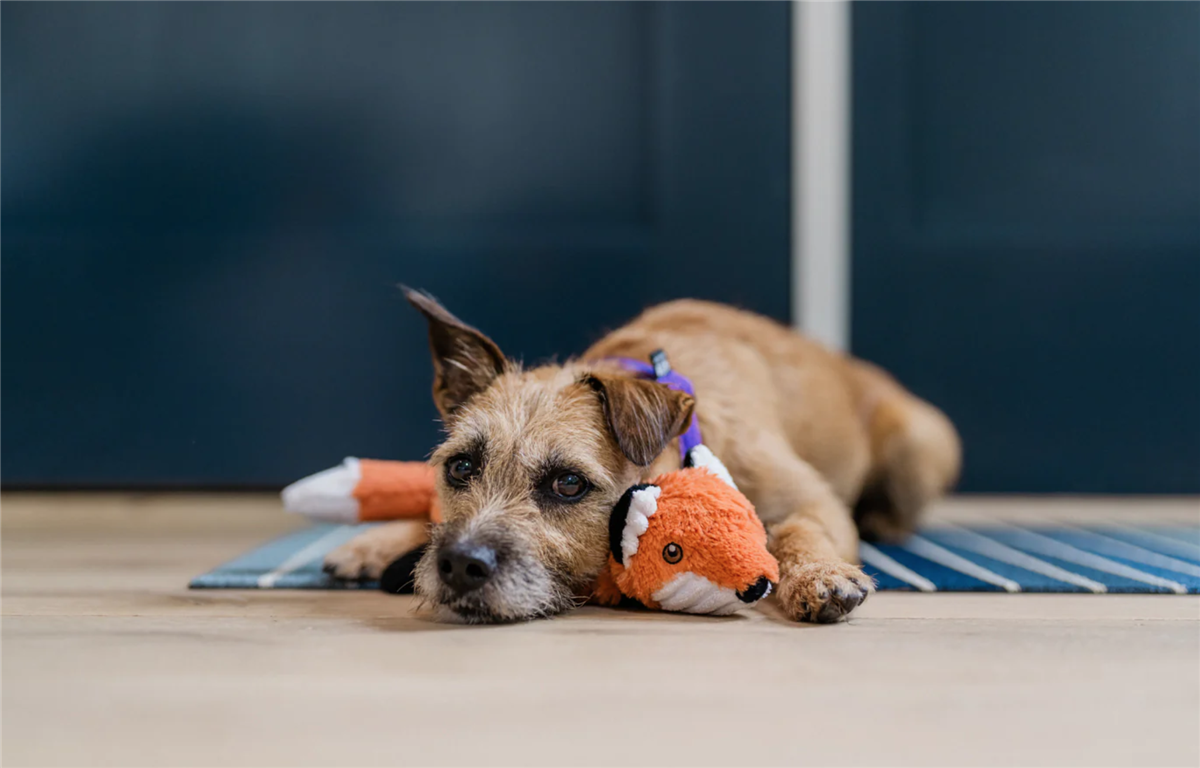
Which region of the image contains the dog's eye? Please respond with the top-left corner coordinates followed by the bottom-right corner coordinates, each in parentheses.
top-left (663, 543), bottom-right (683, 564)
top-left (549, 472), bottom-right (589, 501)
top-left (446, 455), bottom-right (480, 488)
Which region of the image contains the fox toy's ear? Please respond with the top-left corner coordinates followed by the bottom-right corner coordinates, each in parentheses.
top-left (608, 483), bottom-right (662, 566)
top-left (683, 445), bottom-right (738, 490)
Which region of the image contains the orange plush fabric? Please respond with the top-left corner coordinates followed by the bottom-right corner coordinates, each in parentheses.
top-left (282, 458), bottom-right (441, 525)
top-left (598, 467), bottom-right (779, 612)
top-left (355, 459), bottom-right (442, 523)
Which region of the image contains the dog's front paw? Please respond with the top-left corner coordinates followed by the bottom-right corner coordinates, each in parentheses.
top-left (776, 561), bottom-right (874, 623)
top-left (323, 522), bottom-right (428, 581)
top-left (323, 537), bottom-right (390, 581)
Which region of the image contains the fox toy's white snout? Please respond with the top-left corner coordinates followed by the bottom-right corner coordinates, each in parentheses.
top-left (651, 572), bottom-right (774, 616)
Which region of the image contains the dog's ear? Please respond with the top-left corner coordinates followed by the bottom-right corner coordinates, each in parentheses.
top-left (403, 287), bottom-right (508, 418)
top-left (584, 373), bottom-right (696, 466)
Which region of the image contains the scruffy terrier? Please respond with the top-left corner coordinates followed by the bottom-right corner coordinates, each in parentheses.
top-left (324, 290), bottom-right (960, 624)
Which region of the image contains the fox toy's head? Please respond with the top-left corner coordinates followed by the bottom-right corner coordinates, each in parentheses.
top-left (606, 451), bottom-right (780, 615)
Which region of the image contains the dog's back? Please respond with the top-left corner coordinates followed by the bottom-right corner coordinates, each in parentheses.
top-left (586, 299), bottom-right (961, 544)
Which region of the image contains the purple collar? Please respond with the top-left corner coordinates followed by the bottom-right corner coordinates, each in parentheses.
top-left (607, 351), bottom-right (703, 462)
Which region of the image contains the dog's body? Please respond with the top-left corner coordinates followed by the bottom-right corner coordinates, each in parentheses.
top-left (324, 295), bottom-right (960, 623)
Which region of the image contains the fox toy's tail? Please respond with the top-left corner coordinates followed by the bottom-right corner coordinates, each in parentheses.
top-left (281, 457), bottom-right (441, 524)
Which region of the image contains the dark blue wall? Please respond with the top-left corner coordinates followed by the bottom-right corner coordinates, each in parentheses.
top-left (7, 2), bottom-right (1195, 494)
top-left (852, 2), bottom-right (1200, 493)
top-left (1, 2), bottom-right (791, 487)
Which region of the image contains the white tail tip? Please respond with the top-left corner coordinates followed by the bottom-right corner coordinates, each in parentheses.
top-left (281, 457), bottom-right (363, 524)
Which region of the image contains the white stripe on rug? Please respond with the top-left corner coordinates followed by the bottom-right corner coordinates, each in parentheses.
top-left (1107, 526), bottom-right (1200, 560)
top-left (937, 525), bottom-right (1107, 593)
top-left (994, 524), bottom-right (1188, 595)
top-left (1060, 527), bottom-right (1200, 579)
top-left (258, 527), bottom-right (357, 588)
top-left (904, 535), bottom-right (1021, 592)
top-left (860, 542), bottom-right (937, 592)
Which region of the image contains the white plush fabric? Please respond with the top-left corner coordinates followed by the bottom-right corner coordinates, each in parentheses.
top-left (687, 445), bottom-right (738, 490)
top-left (619, 486), bottom-right (662, 566)
top-left (280, 456), bottom-right (362, 523)
top-left (652, 572), bottom-right (754, 616)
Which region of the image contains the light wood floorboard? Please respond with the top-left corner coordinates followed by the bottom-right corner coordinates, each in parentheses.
top-left (3, 494), bottom-right (1198, 767)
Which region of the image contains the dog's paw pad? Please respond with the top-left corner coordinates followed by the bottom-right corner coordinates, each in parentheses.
top-left (323, 523), bottom-right (429, 583)
top-left (323, 539), bottom-right (387, 581)
top-left (777, 562), bottom-right (874, 623)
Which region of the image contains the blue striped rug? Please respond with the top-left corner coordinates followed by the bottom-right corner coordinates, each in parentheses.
top-left (189, 522), bottom-right (1200, 594)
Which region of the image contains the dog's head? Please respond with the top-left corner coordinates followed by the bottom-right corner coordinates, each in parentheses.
top-left (405, 289), bottom-right (694, 623)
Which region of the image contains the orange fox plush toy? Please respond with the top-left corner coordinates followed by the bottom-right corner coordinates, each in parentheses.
top-left (591, 446), bottom-right (779, 615)
top-left (282, 447), bottom-right (778, 615)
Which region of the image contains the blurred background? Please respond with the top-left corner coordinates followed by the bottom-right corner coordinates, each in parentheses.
top-left (3, 1), bottom-right (1198, 495)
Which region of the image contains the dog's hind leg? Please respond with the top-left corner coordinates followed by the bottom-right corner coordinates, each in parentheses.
top-left (854, 386), bottom-right (962, 544)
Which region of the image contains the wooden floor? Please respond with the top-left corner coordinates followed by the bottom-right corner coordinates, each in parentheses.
top-left (3, 494), bottom-right (1198, 767)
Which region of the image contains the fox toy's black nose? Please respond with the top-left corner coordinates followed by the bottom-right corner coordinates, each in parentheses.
top-left (737, 576), bottom-right (773, 603)
top-left (437, 542), bottom-right (497, 594)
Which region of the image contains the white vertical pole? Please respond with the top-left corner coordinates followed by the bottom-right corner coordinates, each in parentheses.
top-left (792, 0), bottom-right (852, 352)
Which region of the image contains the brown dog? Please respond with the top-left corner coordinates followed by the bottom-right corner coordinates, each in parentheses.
top-left (323, 290), bottom-right (960, 623)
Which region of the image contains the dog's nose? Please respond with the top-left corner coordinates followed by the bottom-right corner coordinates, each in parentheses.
top-left (737, 576), bottom-right (773, 603)
top-left (437, 542), bottom-right (497, 594)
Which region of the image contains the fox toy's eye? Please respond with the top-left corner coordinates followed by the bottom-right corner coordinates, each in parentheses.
top-left (663, 543), bottom-right (683, 564)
